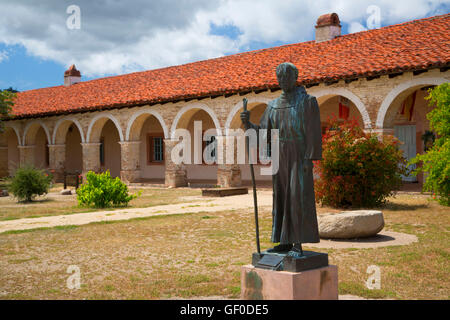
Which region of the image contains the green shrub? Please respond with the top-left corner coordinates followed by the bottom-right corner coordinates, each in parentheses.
top-left (76, 171), bottom-right (138, 208)
top-left (314, 119), bottom-right (406, 208)
top-left (410, 83), bottom-right (450, 206)
top-left (9, 165), bottom-right (53, 202)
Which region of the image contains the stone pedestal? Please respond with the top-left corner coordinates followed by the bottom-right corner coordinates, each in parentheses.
top-left (241, 265), bottom-right (338, 300)
top-left (120, 141), bottom-right (141, 183)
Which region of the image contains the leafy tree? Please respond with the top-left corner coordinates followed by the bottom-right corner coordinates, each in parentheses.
top-left (4, 87), bottom-right (19, 93)
top-left (410, 83), bottom-right (450, 206)
top-left (0, 89), bottom-right (16, 132)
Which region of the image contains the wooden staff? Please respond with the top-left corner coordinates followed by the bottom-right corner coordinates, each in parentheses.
top-left (243, 98), bottom-right (261, 254)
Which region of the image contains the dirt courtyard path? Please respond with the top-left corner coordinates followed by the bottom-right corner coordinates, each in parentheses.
top-left (0, 190), bottom-right (417, 250)
top-left (0, 190), bottom-right (274, 234)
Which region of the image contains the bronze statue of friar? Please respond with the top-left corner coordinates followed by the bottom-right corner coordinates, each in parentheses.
top-left (241, 62), bottom-right (325, 268)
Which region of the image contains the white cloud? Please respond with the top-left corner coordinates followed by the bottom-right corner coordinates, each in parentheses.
top-left (349, 22), bottom-right (368, 34)
top-left (0, 50), bottom-right (8, 63)
top-left (0, 0), bottom-right (447, 77)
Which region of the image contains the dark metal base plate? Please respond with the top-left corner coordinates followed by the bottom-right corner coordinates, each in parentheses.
top-left (252, 250), bottom-right (328, 272)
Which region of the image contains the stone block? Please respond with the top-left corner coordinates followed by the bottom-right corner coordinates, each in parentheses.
top-left (202, 187), bottom-right (248, 197)
top-left (241, 265), bottom-right (338, 300)
top-left (319, 210), bottom-right (385, 239)
top-left (60, 189), bottom-right (72, 195)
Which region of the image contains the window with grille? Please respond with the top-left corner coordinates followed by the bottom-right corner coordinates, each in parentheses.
top-left (153, 137), bottom-right (164, 162)
top-left (147, 134), bottom-right (164, 164)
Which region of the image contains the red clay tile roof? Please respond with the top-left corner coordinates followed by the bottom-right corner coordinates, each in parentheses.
top-left (10, 13), bottom-right (450, 119)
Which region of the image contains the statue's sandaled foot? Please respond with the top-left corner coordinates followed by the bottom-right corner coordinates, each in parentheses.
top-left (287, 244), bottom-right (304, 258)
top-left (266, 244), bottom-right (293, 253)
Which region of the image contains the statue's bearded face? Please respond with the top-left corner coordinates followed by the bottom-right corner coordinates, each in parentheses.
top-left (276, 63), bottom-right (299, 92)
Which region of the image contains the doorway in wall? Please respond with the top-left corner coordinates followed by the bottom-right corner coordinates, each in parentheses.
top-left (394, 125), bottom-right (417, 182)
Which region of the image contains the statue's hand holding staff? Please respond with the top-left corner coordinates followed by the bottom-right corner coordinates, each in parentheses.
top-left (241, 98), bottom-right (250, 128)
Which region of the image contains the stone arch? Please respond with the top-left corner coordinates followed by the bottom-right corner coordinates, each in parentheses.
top-left (0, 126), bottom-right (21, 176)
top-left (311, 87), bottom-right (372, 129)
top-left (376, 77), bottom-right (447, 129)
top-left (170, 103), bottom-right (222, 184)
top-left (170, 103), bottom-right (222, 139)
top-left (3, 122), bottom-right (22, 146)
top-left (225, 97), bottom-right (272, 135)
top-left (0, 127), bottom-right (11, 146)
top-left (124, 108), bottom-right (169, 183)
top-left (51, 117), bottom-right (84, 175)
top-left (23, 120), bottom-right (51, 145)
top-left (86, 113), bottom-right (124, 143)
top-left (22, 121), bottom-right (51, 169)
top-left (126, 108), bottom-right (169, 141)
top-left (52, 117), bottom-right (85, 144)
top-left (224, 98), bottom-right (273, 185)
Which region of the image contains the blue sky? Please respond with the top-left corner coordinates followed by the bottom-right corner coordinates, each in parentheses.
top-left (0, 0), bottom-right (448, 92)
top-left (0, 43), bottom-right (64, 90)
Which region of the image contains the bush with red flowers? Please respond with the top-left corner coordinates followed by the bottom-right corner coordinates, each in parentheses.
top-left (314, 119), bottom-right (406, 208)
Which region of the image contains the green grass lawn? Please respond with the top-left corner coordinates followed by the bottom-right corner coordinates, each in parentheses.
top-left (0, 184), bottom-right (201, 221)
top-left (0, 192), bottom-right (448, 299)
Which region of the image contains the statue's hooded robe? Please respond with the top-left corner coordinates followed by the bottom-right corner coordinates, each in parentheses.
top-left (259, 86), bottom-right (322, 244)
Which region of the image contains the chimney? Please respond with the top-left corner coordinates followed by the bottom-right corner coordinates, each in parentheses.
top-left (315, 13), bottom-right (341, 43)
top-left (64, 64), bottom-right (81, 86)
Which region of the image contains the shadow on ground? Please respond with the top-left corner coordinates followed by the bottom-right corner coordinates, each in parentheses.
top-left (381, 202), bottom-right (428, 211)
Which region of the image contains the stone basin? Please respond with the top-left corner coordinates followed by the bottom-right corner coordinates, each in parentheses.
top-left (318, 210), bottom-right (385, 239)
